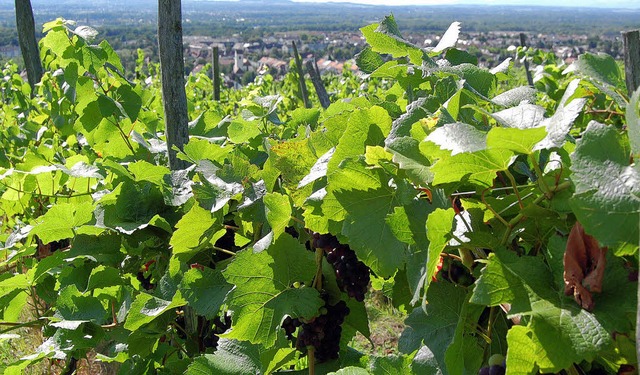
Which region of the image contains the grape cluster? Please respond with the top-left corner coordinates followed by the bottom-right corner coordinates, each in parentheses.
top-left (312, 233), bottom-right (370, 302)
top-left (136, 271), bottom-right (153, 290)
top-left (479, 354), bottom-right (506, 375)
top-left (281, 298), bottom-right (350, 362)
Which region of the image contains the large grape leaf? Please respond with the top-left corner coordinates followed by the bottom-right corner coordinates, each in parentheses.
top-left (491, 103), bottom-right (546, 129)
top-left (360, 15), bottom-right (427, 66)
top-left (505, 326), bottom-right (538, 375)
top-left (94, 181), bottom-right (166, 234)
top-left (491, 86), bottom-right (537, 107)
top-left (178, 267), bottom-right (232, 320)
top-left (263, 192), bottom-right (292, 240)
top-left (370, 354), bottom-right (414, 374)
top-left (486, 127), bottom-right (547, 155)
top-left (169, 204), bottom-right (219, 260)
top-left (425, 208), bottom-right (455, 293)
top-left (431, 149), bottom-right (515, 187)
top-left (304, 106), bottom-right (391, 234)
top-left (124, 292), bottom-right (185, 331)
top-left (186, 340), bottom-right (261, 375)
top-left (332, 158), bottom-right (407, 278)
top-left (55, 284), bottom-right (107, 323)
top-left (426, 122), bottom-right (487, 155)
top-left (534, 98), bottom-right (587, 150)
top-left (567, 52), bottom-right (625, 90)
top-left (30, 202), bottom-right (94, 243)
top-left (221, 235), bottom-right (323, 346)
top-left (471, 247), bottom-right (626, 373)
top-left (398, 282), bottom-right (470, 374)
top-left (570, 121), bottom-right (640, 246)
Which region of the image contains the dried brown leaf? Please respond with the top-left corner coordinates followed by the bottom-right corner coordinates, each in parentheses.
top-left (563, 222), bottom-right (608, 311)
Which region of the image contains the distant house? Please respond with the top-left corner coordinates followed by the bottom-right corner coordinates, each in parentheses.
top-left (258, 56), bottom-right (287, 74)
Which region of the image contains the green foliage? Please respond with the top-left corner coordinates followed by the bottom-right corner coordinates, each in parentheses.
top-left (0, 15), bottom-right (637, 375)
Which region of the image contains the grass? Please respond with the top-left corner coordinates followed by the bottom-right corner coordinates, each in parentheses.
top-left (349, 290), bottom-right (407, 358)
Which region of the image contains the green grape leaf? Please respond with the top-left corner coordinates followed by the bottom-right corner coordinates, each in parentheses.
top-left (333, 159), bottom-right (407, 278)
top-left (431, 22), bottom-right (461, 54)
top-left (0, 274), bottom-right (30, 299)
top-left (431, 149), bottom-right (515, 187)
top-left (181, 138), bottom-right (232, 165)
top-left (186, 340), bottom-right (261, 375)
top-left (115, 84), bottom-right (142, 122)
top-left (387, 97), bottom-right (432, 143)
top-left (40, 27), bottom-right (73, 59)
top-left (441, 63), bottom-right (496, 97)
top-left (31, 202), bottom-right (94, 244)
top-left (124, 292), bottom-right (185, 331)
top-left (568, 52), bottom-right (625, 90)
top-left (443, 290), bottom-right (484, 375)
top-left (491, 103), bottom-right (546, 129)
top-left (411, 346), bottom-right (443, 375)
top-left (570, 121), bottom-right (640, 246)
top-left (95, 181), bottom-right (165, 234)
top-left (56, 284), bottom-right (107, 323)
top-left (360, 15), bottom-right (428, 66)
top-left (426, 122), bottom-right (487, 155)
top-left (222, 235), bottom-right (323, 346)
top-left (487, 127), bottom-right (547, 155)
top-left (170, 204), bottom-right (218, 260)
top-left (387, 199), bottom-right (431, 249)
top-left (505, 326), bottom-right (538, 375)
top-left (492, 86), bottom-right (537, 107)
top-left (228, 119), bottom-right (262, 144)
top-left (398, 282), bottom-right (467, 370)
top-left (194, 164), bottom-right (244, 213)
top-left (385, 136), bottom-right (433, 186)
top-left (370, 354), bottom-right (414, 374)
top-left (86, 266), bottom-right (125, 291)
top-left (535, 98), bottom-right (587, 150)
top-left (263, 192), bottom-right (292, 240)
top-left (471, 248), bottom-right (620, 372)
top-left (355, 46), bottom-right (384, 74)
top-left (179, 267), bottom-right (232, 319)
top-left (445, 48), bottom-right (478, 66)
top-left (425, 208), bottom-right (455, 290)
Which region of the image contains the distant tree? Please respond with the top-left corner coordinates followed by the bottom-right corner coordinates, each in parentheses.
top-left (158, 0), bottom-right (189, 171)
top-left (15, 0), bottom-right (43, 91)
top-left (241, 70), bottom-right (256, 86)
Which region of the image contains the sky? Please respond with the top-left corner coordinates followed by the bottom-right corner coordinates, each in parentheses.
top-left (290, 0), bottom-right (639, 8)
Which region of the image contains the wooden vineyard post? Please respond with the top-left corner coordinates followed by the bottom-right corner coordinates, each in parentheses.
top-left (623, 28), bottom-right (640, 368)
top-left (623, 29), bottom-right (640, 96)
top-left (292, 41), bottom-right (311, 109)
top-left (305, 59), bottom-right (330, 109)
top-left (15, 0), bottom-right (43, 92)
top-left (520, 33), bottom-right (534, 87)
top-left (158, 0), bottom-right (189, 171)
top-left (212, 46), bottom-right (221, 101)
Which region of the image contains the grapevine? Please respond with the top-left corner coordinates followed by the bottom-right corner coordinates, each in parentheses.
top-left (0, 13), bottom-right (637, 375)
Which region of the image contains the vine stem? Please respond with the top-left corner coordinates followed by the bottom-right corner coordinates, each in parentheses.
top-left (308, 347), bottom-right (316, 375)
top-left (212, 245), bottom-right (235, 257)
top-left (499, 180), bottom-right (571, 246)
top-left (529, 153), bottom-right (552, 198)
top-left (503, 170), bottom-right (524, 209)
top-left (0, 319), bottom-right (42, 334)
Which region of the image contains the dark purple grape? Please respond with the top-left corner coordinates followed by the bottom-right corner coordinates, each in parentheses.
top-left (489, 365), bottom-right (505, 375)
top-left (479, 367), bottom-right (490, 375)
